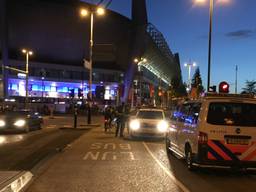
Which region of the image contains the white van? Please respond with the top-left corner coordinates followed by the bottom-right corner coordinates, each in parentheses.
top-left (165, 93), bottom-right (256, 170)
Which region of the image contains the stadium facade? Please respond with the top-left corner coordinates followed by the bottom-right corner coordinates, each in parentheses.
top-left (0, 0), bottom-right (182, 106)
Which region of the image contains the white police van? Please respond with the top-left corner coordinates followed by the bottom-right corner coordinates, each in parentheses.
top-left (166, 93), bottom-right (256, 170)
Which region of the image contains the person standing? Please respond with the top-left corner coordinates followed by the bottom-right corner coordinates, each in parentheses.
top-left (115, 102), bottom-right (125, 137)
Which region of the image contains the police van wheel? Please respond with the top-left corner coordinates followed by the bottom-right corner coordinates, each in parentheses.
top-left (185, 147), bottom-right (196, 171)
top-left (165, 137), bottom-right (172, 155)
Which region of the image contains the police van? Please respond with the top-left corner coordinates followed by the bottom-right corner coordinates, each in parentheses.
top-left (165, 93), bottom-right (256, 170)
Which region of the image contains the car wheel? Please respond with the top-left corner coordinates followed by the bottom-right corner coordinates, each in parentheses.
top-left (24, 126), bottom-right (30, 133)
top-left (38, 123), bottom-right (42, 130)
top-left (185, 147), bottom-right (196, 171)
top-left (165, 137), bottom-right (172, 155)
top-left (129, 131), bottom-right (134, 138)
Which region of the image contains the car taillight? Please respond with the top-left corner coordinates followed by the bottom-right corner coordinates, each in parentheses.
top-left (198, 131), bottom-right (208, 144)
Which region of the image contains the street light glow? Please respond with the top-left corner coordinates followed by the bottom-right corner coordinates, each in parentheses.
top-left (142, 58), bottom-right (147, 63)
top-left (29, 51), bottom-right (33, 55)
top-left (80, 9), bottom-right (88, 17)
top-left (134, 58), bottom-right (139, 63)
top-left (194, 0), bottom-right (207, 5)
top-left (22, 49), bottom-right (27, 54)
top-left (96, 7), bottom-right (105, 16)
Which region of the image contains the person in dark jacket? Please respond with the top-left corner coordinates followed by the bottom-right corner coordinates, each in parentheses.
top-left (115, 103), bottom-right (125, 137)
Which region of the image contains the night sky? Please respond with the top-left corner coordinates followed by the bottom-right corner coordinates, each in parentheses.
top-left (86, 0), bottom-right (256, 93)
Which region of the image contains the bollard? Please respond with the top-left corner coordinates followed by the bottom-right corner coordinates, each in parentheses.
top-left (74, 105), bottom-right (78, 128)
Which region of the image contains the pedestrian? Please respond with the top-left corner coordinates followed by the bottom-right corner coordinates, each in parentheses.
top-left (115, 102), bottom-right (125, 137)
top-left (104, 106), bottom-right (111, 132)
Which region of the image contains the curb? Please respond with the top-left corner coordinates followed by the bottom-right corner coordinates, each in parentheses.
top-left (59, 127), bottom-right (92, 130)
top-left (79, 124), bottom-right (101, 127)
top-left (0, 171), bottom-right (33, 192)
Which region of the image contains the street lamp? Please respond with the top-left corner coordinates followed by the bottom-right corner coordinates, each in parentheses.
top-left (80, 6), bottom-right (105, 124)
top-left (134, 57), bottom-right (147, 105)
top-left (22, 49), bottom-right (33, 109)
top-left (194, 0), bottom-right (229, 91)
top-left (184, 61), bottom-right (197, 90)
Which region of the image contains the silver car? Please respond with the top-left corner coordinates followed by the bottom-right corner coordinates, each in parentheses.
top-left (128, 108), bottom-right (168, 137)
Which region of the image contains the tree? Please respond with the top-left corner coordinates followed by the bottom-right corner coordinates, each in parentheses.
top-left (170, 77), bottom-right (187, 97)
top-left (242, 80), bottom-right (256, 94)
top-left (191, 67), bottom-right (204, 95)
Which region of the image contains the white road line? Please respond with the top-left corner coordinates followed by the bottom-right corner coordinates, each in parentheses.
top-left (142, 142), bottom-right (190, 192)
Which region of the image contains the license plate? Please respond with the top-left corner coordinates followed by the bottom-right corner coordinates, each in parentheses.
top-left (226, 138), bottom-right (249, 145)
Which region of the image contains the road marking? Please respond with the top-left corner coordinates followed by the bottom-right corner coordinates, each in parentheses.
top-left (83, 143), bottom-right (135, 161)
top-left (46, 125), bottom-right (57, 129)
top-left (143, 142), bottom-right (190, 192)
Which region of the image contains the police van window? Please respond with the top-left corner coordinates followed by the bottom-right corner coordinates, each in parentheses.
top-left (178, 104), bottom-right (190, 122)
top-left (187, 103), bottom-right (201, 124)
top-left (207, 102), bottom-right (256, 126)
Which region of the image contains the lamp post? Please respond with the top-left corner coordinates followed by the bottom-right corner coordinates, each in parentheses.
top-left (207, 0), bottom-right (214, 92)
top-left (22, 49), bottom-right (33, 109)
top-left (134, 57), bottom-right (147, 106)
top-left (80, 6), bottom-right (105, 124)
top-left (235, 65), bottom-right (238, 94)
top-left (184, 61), bottom-right (197, 90)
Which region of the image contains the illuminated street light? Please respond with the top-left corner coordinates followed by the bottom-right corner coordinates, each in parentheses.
top-left (184, 61), bottom-right (197, 90)
top-left (96, 7), bottom-right (105, 16)
top-left (80, 6), bottom-right (105, 124)
top-left (22, 49), bottom-right (33, 109)
top-left (194, 0), bottom-right (228, 91)
top-left (80, 9), bottom-right (88, 17)
top-left (133, 57), bottom-right (148, 105)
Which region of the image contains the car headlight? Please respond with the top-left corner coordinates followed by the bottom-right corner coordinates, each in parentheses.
top-left (14, 119), bottom-right (26, 127)
top-left (129, 119), bottom-right (140, 131)
top-left (0, 120), bottom-right (6, 127)
top-left (157, 120), bottom-right (168, 132)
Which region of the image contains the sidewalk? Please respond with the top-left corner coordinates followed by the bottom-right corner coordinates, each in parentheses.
top-left (24, 123), bottom-right (175, 192)
top-left (0, 171), bottom-right (32, 192)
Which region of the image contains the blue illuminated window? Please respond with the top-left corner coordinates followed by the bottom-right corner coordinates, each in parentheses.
top-left (74, 88), bottom-right (78, 94)
top-left (57, 87), bottom-right (62, 92)
top-left (51, 86), bottom-right (57, 92)
top-left (11, 84), bottom-right (18, 90)
top-left (45, 86), bottom-right (50, 92)
top-left (62, 87), bottom-right (68, 93)
top-left (32, 85), bottom-right (39, 91)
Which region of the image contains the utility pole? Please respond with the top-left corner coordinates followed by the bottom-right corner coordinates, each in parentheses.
top-left (235, 65), bottom-right (238, 94)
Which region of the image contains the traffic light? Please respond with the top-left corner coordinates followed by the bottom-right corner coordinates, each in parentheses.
top-left (69, 89), bottom-right (75, 98)
top-left (78, 88), bottom-right (83, 98)
top-left (209, 85), bottom-right (217, 92)
top-left (219, 81), bottom-right (229, 93)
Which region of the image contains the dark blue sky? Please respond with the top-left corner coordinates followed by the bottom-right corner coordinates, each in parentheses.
top-left (88, 0), bottom-right (256, 92)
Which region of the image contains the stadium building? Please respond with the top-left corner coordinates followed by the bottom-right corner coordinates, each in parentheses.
top-left (0, 0), bottom-right (182, 107)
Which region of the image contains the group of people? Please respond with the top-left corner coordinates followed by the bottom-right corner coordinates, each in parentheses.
top-left (104, 103), bottom-right (130, 137)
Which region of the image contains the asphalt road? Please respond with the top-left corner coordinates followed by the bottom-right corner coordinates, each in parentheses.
top-left (24, 122), bottom-right (256, 192)
top-left (0, 115), bottom-right (92, 171)
top-left (1, 115), bottom-right (256, 192)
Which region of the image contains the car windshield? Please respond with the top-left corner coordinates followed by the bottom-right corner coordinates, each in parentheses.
top-left (207, 102), bottom-right (256, 126)
top-left (137, 110), bottom-right (163, 119)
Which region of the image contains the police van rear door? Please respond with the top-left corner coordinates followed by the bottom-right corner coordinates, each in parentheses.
top-left (205, 99), bottom-right (256, 162)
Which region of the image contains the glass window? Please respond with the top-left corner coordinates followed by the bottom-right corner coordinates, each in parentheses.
top-left (11, 84), bottom-right (18, 90)
top-left (137, 111), bottom-right (163, 119)
top-left (45, 86), bottom-right (50, 92)
top-left (32, 85), bottom-right (39, 91)
top-left (207, 102), bottom-right (256, 126)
